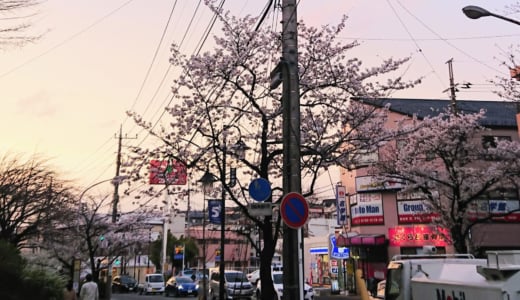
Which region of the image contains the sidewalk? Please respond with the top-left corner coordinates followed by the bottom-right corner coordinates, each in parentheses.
top-left (314, 287), bottom-right (362, 300)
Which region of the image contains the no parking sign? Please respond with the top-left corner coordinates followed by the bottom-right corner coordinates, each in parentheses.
top-left (280, 192), bottom-right (309, 229)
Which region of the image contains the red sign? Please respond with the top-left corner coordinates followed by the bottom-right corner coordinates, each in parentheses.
top-left (388, 226), bottom-right (450, 247)
top-left (149, 160), bottom-right (187, 185)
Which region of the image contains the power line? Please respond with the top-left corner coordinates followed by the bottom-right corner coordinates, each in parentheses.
top-left (0, 0), bottom-right (136, 79)
top-left (127, 0), bottom-right (179, 113)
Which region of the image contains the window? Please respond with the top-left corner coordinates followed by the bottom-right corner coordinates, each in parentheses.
top-left (482, 135), bottom-right (511, 149)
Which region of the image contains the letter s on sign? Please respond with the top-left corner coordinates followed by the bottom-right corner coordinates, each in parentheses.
top-left (211, 205), bottom-right (221, 218)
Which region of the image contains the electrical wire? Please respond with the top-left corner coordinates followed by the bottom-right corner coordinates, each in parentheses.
top-left (386, 0), bottom-right (446, 92)
top-left (0, 0), bottom-right (136, 79)
top-left (395, 0), bottom-right (506, 75)
top-left (127, 0), bottom-right (179, 114)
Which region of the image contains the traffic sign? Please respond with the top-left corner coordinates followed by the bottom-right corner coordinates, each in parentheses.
top-left (248, 202), bottom-right (273, 216)
top-left (249, 178), bottom-right (272, 202)
top-left (280, 192), bottom-right (309, 229)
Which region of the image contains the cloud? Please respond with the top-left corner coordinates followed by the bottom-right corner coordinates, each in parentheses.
top-left (16, 90), bottom-right (57, 117)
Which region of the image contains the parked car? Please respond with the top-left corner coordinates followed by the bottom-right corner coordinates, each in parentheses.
top-left (181, 268), bottom-right (196, 277)
top-left (246, 270), bottom-right (260, 285)
top-left (208, 268), bottom-right (254, 300)
top-left (112, 275), bottom-right (137, 293)
top-left (138, 273), bottom-right (165, 295)
top-left (257, 271), bottom-right (314, 300)
top-left (165, 276), bottom-right (198, 297)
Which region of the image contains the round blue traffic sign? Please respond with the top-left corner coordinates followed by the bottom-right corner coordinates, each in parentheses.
top-left (248, 178), bottom-right (272, 202)
top-left (280, 192), bottom-right (309, 229)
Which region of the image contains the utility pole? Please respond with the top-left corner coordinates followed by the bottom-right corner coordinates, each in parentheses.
top-left (112, 125), bottom-right (137, 223)
top-left (446, 58), bottom-right (458, 114)
top-left (107, 125), bottom-right (136, 300)
top-left (281, 0), bottom-right (303, 300)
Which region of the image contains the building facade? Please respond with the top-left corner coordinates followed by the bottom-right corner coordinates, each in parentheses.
top-left (339, 98), bottom-right (520, 283)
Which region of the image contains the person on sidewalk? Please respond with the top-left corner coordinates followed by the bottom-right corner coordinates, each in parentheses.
top-left (63, 280), bottom-right (77, 300)
top-left (79, 274), bottom-right (99, 300)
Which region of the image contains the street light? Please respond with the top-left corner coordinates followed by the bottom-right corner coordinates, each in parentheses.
top-left (200, 127), bottom-right (247, 300)
top-left (77, 175), bottom-right (128, 300)
top-left (198, 170), bottom-right (218, 300)
top-left (462, 5), bottom-right (520, 26)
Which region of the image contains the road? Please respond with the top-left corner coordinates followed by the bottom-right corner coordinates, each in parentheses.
top-left (110, 291), bottom-right (361, 300)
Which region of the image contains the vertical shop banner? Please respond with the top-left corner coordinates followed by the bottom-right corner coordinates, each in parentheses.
top-left (336, 185), bottom-right (347, 226)
top-left (208, 200), bottom-right (222, 224)
top-left (149, 159), bottom-right (187, 185)
top-left (350, 193), bottom-right (384, 225)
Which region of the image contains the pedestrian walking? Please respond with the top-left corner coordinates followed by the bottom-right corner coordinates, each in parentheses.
top-left (79, 274), bottom-right (99, 300)
top-left (63, 280), bottom-right (77, 300)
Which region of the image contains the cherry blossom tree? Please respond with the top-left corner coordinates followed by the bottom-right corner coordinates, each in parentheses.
top-left (40, 192), bottom-right (159, 284)
top-left (125, 2), bottom-right (419, 298)
top-left (376, 110), bottom-right (520, 254)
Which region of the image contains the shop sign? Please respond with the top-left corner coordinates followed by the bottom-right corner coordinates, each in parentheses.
top-left (309, 247), bottom-right (328, 255)
top-left (149, 159), bottom-right (187, 185)
top-left (388, 226), bottom-right (450, 247)
top-left (467, 199), bottom-right (520, 222)
top-left (355, 175), bottom-right (405, 192)
top-left (336, 185), bottom-right (347, 225)
top-left (397, 200), bottom-right (440, 224)
top-left (330, 234), bottom-right (350, 259)
top-left (350, 193), bottom-right (384, 225)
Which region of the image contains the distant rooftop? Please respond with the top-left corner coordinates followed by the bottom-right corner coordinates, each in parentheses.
top-left (359, 98), bottom-right (518, 128)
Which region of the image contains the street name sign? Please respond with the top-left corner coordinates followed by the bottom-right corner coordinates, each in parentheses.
top-left (248, 202), bottom-right (273, 216)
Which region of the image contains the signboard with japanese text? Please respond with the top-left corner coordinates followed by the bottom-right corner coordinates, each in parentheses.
top-left (350, 193), bottom-right (384, 225)
top-left (351, 150), bottom-right (379, 167)
top-left (467, 199), bottom-right (520, 222)
top-left (336, 185), bottom-right (347, 226)
top-left (388, 226), bottom-right (450, 247)
top-left (397, 200), bottom-right (440, 224)
top-left (149, 159), bottom-right (187, 185)
top-left (355, 175), bottom-right (404, 192)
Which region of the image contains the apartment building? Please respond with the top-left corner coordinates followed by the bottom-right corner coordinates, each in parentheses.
top-left (339, 98), bottom-right (520, 282)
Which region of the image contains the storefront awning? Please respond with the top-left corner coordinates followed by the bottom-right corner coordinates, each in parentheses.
top-left (337, 234), bottom-right (386, 247)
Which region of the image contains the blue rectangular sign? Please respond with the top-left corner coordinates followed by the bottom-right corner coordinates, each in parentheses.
top-left (208, 199), bottom-right (222, 224)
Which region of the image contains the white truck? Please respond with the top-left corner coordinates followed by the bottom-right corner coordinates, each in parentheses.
top-left (383, 249), bottom-right (520, 300)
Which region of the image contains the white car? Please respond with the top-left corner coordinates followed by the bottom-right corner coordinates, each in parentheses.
top-left (138, 273), bottom-right (165, 295)
top-left (246, 269), bottom-right (260, 285)
top-left (256, 271), bottom-right (314, 300)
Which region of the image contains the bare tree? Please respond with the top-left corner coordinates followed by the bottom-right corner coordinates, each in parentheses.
top-left (0, 0), bottom-right (42, 49)
top-left (0, 153), bottom-right (74, 249)
top-left (125, 2), bottom-right (419, 299)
